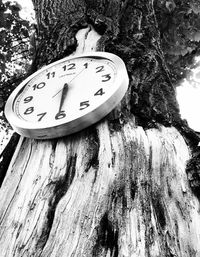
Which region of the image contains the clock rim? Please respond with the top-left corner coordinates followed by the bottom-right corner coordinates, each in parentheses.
top-left (5, 52), bottom-right (129, 139)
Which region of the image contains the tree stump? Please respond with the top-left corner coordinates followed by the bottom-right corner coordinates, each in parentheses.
top-left (1, 1), bottom-right (200, 256)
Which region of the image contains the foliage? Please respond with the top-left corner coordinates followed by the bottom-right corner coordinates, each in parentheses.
top-left (0, 0), bottom-right (34, 114)
top-left (155, 0), bottom-right (200, 83)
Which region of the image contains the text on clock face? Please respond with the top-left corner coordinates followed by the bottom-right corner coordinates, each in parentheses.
top-left (14, 57), bottom-right (117, 124)
top-left (5, 52), bottom-right (129, 139)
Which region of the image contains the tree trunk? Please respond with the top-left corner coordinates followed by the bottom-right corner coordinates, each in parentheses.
top-left (1, 1), bottom-right (200, 256)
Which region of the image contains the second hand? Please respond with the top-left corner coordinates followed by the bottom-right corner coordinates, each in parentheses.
top-left (52, 66), bottom-right (87, 98)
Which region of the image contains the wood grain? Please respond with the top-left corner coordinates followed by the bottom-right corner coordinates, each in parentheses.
top-left (1, 1), bottom-right (200, 256)
top-left (1, 118), bottom-right (200, 256)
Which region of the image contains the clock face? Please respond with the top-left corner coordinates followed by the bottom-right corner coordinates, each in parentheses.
top-left (5, 52), bottom-right (129, 139)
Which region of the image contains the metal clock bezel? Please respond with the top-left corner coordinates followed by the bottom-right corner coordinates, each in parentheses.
top-left (5, 52), bottom-right (129, 139)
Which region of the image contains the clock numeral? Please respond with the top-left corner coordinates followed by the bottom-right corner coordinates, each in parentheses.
top-left (55, 110), bottom-right (66, 120)
top-left (63, 63), bottom-right (76, 71)
top-left (84, 62), bottom-right (88, 69)
top-left (24, 107), bottom-right (34, 115)
top-left (102, 74), bottom-right (111, 82)
top-left (37, 112), bottom-right (47, 121)
top-left (80, 101), bottom-right (90, 110)
top-left (33, 82), bottom-right (46, 90)
top-left (24, 96), bottom-right (33, 103)
top-left (46, 72), bottom-right (55, 79)
top-left (96, 65), bottom-right (104, 73)
top-left (94, 88), bottom-right (105, 96)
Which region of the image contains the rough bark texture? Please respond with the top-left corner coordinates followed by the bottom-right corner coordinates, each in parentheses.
top-left (1, 123), bottom-right (200, 256)
top-left (1, 0), bottom-right (200, 256)
top-left (0, 133), bottom-right (19, 187)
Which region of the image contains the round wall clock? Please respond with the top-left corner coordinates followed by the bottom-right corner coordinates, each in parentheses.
top-left (5, 52), bottom-right (129, 139)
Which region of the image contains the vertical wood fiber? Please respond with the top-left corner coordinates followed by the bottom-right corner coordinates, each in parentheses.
top-left (0, 0), bottom-right (200, 256)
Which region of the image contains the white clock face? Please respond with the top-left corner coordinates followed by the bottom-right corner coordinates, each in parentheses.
top-left (5, 52), bottom-right (129, 139)
top-left (15, 57), bottom-right (116, 124)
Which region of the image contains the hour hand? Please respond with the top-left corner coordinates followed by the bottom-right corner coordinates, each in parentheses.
top-left (58, 83), bottom-right (69, 112)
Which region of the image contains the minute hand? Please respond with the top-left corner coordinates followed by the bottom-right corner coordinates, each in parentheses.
top-left (58, 83), bottom-right (68, 112)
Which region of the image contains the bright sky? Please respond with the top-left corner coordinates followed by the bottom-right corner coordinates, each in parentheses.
top-left (176, 58), bottom-right (200, 132)
top-left (17, 0), bottom-right (35, 21)
top-left (3, 0), bottom-right (35, 22)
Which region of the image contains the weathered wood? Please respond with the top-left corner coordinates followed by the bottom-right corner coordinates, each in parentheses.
top-left (0, 119), bottom-right (200, 256)
top-left (1, 0), bottom-right (200, 256)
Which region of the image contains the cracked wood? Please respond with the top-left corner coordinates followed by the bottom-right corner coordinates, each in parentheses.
top-left (1, 1), bottom-right (200, 256)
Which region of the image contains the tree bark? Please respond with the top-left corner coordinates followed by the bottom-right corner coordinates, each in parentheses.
top-left (0, 0), bottom-right (200, 256)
